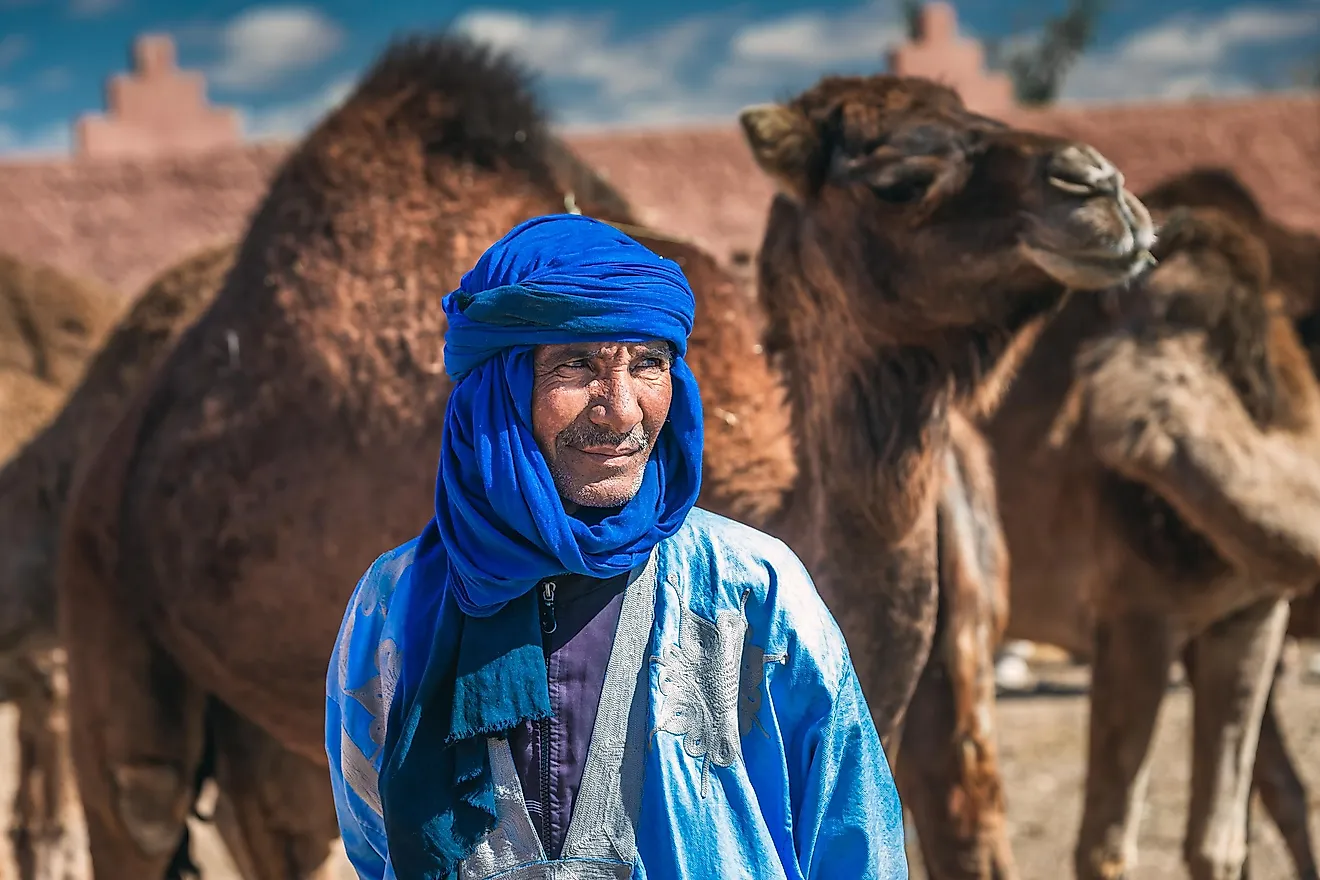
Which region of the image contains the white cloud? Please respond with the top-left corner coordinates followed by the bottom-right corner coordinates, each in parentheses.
top-left (34, 66), bottom-right (72, 91)
top-left (453, 3), bottom-right (908, 129)
top-left (729, 1), bottom-right (906, 67)
top-left (154, 0), bottom-right (1315, 142)
top-left (0, 120), bottom-right (71, 157)
top-left (1060, 4), bottom-right (1320, 102)
top-left (239, 74), bottom-right (356, 140)
top-left (206, 5), bottom-right (345, 91)
top-left (68, 0), bottom-right (122, 17)
top-left (0, 34), bottom-right (28, 69)
top-left (455, 10), bottom-right (721, 103)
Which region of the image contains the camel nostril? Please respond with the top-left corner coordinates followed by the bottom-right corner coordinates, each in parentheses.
top-left (1046, 144), bottom-right (1122, 197)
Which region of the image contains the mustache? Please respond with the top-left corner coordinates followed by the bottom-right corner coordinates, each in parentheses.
top-left (556, 420), bottom-right (651, 454)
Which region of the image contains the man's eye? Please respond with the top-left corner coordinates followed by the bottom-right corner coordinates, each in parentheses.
top-left (635, 357), bottom-right (668, 371)
top-left (561, 359), bottom-right (591, 370)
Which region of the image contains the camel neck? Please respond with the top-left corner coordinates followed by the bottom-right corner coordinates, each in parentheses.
top-left (782, 342), bottom-right (951, 548)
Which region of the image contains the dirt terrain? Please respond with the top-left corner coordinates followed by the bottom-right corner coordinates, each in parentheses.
top-left (0, 645), bottom-right (1315, 879)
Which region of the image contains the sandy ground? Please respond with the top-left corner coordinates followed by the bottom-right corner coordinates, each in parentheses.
top-left (0, 647), bottom-right (1315, 880)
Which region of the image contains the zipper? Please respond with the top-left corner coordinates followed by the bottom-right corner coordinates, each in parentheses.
top-left (537, 580), bottom-right (556, 853)
top-left (539, 580), bottom-right (557, 635)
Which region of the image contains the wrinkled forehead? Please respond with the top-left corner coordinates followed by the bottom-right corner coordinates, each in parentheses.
top-left (532, 339), bottom-right (674, 363)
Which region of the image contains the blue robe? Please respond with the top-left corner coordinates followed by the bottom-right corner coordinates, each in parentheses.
top-left (326, 508), bottom-right (909, 879)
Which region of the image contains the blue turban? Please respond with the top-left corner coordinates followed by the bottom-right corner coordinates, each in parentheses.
top-left (378, 214), bottom-right (703, 878)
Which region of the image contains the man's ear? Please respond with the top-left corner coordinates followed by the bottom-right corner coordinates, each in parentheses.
top-left (738, 103), bottom-right (820, 204)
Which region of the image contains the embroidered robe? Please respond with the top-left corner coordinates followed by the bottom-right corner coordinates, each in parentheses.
top-left (326, 507), bottom-right (909, 879)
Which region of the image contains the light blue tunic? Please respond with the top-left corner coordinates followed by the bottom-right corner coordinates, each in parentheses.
top-left (326, 507), bottom-right (909, 879)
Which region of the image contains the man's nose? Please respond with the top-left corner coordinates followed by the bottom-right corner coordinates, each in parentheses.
top-left (589, 374), bottom-right (643, 434)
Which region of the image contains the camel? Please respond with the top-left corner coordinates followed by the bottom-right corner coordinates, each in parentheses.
top-left (13, 250), bottom-right (1017, 877)
top-left (0, 253), bottom-right (123, 459)
top-left (988, 166), bottom-right (1320, 880)
top-left (737, 75), bottom-right (1156, 877)
top-left (983, 172), bottom-right (1320, 880)
top-left (0, 240), bottom-right (369, 879)
top-left (0, 254), bottom-right (123, 880)
top-left (53, 35), bottom-right (1153, 879)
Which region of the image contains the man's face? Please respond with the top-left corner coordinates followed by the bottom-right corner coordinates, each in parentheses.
top-left (531, 340), bottom-right (674, 509)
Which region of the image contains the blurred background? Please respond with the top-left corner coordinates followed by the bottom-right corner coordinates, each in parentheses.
top-left (0, 1), bottom-right (1318, 878)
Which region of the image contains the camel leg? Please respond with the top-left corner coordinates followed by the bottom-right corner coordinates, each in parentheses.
top-left (1251, 682), bottom-right (1319, 880)
top-left (61, 551), bottom-right (209, 877)
top-left (1182, 598), bottom-right (1290, 880)
top-left (1074, 612), bottom-right (1173, 880)
top-left (208, 699), bottom-right (343, 879)
top-left (8, 648), bottom-right (89, 880)
top-left (1193, 643), bottom-right (1320, 880)
top-left (897, 654), bottom-right (1016, 880)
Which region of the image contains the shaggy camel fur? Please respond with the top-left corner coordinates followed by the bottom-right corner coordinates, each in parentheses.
top-left (986, 194), bottom-right (1320, 880)
top-left (0, 254), bottom-right (122, 880)
top-left (0, 245), bottom-right (236, 880)
top-left (0, 253), bottom-right (122, 459)
top-left (738, 76), bottom-right (1154, 878)
top-left (1, 241), bottom-right (355, 879)
top-left (55, 38), bottom-right (1152, 879)
top-left (995, 167), bottom-right (1320, 880)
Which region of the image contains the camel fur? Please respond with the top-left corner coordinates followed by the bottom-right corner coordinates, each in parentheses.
top-left (986, 175), bottom-right (1320, 880)
top-left (995, 167), bottom-right (1320, 880)
top-left (739, 73), bottom-right (1155, 878)
top-left (0, 254), bottom-right (123, 880)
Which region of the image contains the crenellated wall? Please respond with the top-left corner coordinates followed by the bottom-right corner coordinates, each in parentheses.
top-left (0, 9), bottom-right (1315, 298)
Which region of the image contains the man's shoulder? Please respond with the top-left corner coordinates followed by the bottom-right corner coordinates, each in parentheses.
top-left (352, 537), bottom-right (422, 618)
top-left (671, 507), bottom-right (804, 571)
top-left (329, 538), bottom-right (420, 693)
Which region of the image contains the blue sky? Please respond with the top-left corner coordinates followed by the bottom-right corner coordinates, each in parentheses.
top-left (0, 0), bottom-right (1317, 156)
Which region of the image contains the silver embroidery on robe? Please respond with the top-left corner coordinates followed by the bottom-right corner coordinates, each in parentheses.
top-left (336, 588), bottom-right (401, 817)
top-left (739, 617), bottom-right (788, 738)
top-left (650, 588), bottom-right (789, 796)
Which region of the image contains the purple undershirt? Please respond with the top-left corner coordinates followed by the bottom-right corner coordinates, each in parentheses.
top-left (507, 570), bottom-right (629, 860)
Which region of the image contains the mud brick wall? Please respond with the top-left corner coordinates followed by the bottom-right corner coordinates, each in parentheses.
top-left (0, 145), bottom-right (286, 296)
top-left (0, 94), bottom-right (1315, 300)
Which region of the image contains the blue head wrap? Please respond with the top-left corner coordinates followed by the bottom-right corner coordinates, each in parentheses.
top-left (378, 214), bottom-right (703, 878)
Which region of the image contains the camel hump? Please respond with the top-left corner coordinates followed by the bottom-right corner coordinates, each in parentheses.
top-left (307, 32), bottom-right (553, 182)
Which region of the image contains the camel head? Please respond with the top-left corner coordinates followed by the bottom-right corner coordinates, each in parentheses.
top-left (738, 75), bottom-right (1156, 343)
top-left (1141, 167), bottom-right (1320, 322)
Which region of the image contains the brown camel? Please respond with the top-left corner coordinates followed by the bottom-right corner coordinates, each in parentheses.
top-left (24, 232), bottom-right (1016, 878)
top-left (986, 185), bottom-right (1320, 880)
top-left (0, 252), bottom-right (122, 458)
top-left (737, 75), bottom-right (1154, 878)
top-left (54, 36), bottom-right (1152, 880)
top-left (0, 253), bottom-right (123, 880)
top-left (992, 167), bottom-right (1320, 880)
top-left (0, 240), bottom-right (362, 879)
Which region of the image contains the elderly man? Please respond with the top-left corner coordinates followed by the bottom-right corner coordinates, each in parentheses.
top-left (326, 214), bottom-right (907, 879)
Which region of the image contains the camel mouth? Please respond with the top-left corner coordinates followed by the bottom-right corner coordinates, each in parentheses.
top-left (1019, 189), bottom-right (1159, 291)
top-left (1020, 239), bottom-right (1158, 290)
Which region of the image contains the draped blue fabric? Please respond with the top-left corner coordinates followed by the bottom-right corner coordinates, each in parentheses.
top-left (377, 214), bottom-right (704, 879)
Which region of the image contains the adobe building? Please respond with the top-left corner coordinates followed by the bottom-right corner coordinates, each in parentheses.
top-left (0, 5), bottom-right (1315, 298)
top-left (73, 33), bottom-right (242, 161)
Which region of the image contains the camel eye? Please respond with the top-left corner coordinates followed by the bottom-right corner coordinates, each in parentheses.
top-left (865, 162), bottom-right (938, 204)
top-left (869, 169), bottom-right (935, 204)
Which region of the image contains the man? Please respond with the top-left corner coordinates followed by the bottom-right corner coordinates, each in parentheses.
top-left (326, 214), bottom-right (908, 879)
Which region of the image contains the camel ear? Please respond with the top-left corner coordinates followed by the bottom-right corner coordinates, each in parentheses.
top-left (739, 103), bottom-right (818, 203)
